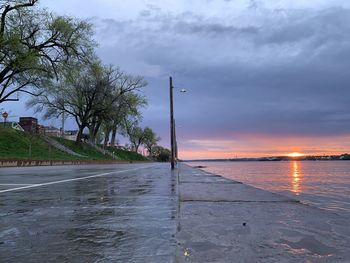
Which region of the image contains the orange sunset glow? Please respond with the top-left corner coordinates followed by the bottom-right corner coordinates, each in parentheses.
top-left (178, 134), bottom-right (350, 159)
top-left (287, 152), bottom-right (305, 158)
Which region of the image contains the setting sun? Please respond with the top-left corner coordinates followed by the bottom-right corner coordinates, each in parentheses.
top-left (287, 152), bottom-right (305, 158)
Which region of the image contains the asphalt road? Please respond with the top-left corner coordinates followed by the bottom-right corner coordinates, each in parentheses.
top-left (0, 163), bottom-right (177, 263)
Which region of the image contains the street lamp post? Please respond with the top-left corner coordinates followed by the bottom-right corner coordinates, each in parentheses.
top-left (169, 76), bottom-right (186, 170)
top-left (174, 119), bottom-right (178, 161)
top-left (169, 76), bottom-right (175, 169)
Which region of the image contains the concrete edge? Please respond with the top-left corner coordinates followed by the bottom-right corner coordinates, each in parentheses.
top-left (0, 159), bottom-right (152, 168)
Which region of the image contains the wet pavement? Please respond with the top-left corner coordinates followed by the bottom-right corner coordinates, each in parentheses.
top-left (2, 163), bottom-right (350, 262)
top-left (176, 164), bottom-right (350, 263)
top-left (0, 163), bottom-right (177, 263)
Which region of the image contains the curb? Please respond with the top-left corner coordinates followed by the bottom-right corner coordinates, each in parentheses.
top-left (0, 159), bottom-right (150, 167)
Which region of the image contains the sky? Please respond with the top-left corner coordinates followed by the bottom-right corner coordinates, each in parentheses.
top-left (4, 0), bottom-right (350, 159)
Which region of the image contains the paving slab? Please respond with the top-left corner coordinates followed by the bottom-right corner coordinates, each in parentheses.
top-left (179, 174), bottom-right (237, 184)
top-left (179, 169), bottom-right (242, 184)
top-left (177, 164), bottom-right (350, 263)
top-left (180, 182), bottom-right (296, 202)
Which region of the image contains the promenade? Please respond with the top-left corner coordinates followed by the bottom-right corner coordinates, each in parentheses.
top-left (1, 163), bottom-right (350, 262)
top-left (176, 164), bottom-right (350, 262)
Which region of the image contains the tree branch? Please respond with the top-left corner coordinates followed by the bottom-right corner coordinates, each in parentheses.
top-left (0, 1), bottom-right (38, 37)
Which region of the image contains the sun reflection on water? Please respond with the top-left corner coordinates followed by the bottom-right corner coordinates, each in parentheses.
top-left (291, 161), bottom-right (303, 194)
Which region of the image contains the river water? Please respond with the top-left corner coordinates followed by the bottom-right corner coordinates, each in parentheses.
top-left (189, 161), bottom-right (350, 217)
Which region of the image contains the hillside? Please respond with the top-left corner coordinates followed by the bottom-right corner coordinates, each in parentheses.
top-left (52, 137), bottom-right (114, 161)
top-left (0, 127), bottom-right (78, 160)
top-left (106, 147), bottom-right (149, 161)
top-left (0, 127), bottom-right (148, 161)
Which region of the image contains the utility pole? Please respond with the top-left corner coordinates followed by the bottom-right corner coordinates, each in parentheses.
top-left (170, 76), bottom-right (175, 169)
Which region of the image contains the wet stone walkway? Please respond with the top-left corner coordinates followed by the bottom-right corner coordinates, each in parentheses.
top-left (176, 164), bottom-right (350, 263)
top-left (0, 163), bottom-right (177, 263)
top-left (2, 163), bottom-right (350, 262)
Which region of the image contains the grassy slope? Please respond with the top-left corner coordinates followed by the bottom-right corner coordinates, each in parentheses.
top-left (0, 127), bottom-right (78, 160)
top-left (53, 137), bottom-right (114, 160)
top-left (0, 127), bottom-right (148, 161)
top-left (106, 147), bottom-right (149, 161)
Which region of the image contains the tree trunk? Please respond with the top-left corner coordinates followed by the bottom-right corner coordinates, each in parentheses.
top-left (93, 121), bottom-right (102, 138)
top-left (88, 125), bottom-right (95, 143)
top-left (103, 130), bottom-right (110, 149)
top-left (111, 128), bottom-right (117, 147)
top-left (135, 144), bottom-right (140, 153)
top-left (76, 125), bottom-right (85, 143)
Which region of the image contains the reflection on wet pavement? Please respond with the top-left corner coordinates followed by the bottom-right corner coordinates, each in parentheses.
top-left (177, 164), bottom-right (350, 262)
top-left (291, 161), bottom-right (302, 194)
top-left (0, 163), bottom-right (177, 262)
top-left (280, 236), bottom-right (338, 256)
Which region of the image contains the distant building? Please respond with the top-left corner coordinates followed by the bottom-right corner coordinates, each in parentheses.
top-left (19, 117), bottom-right (38, 133)
top-left (37, 125), bottom-right (46, 135)
top-left (44, 126), bottom-right (61, 137)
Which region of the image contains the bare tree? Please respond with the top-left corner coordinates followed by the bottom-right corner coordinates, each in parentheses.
top-left (143, 127), bottom-right (160, 156)
top-left (102, 92), bottom-right (146, 148)
top-left (0, 0), bottom-right (93, 104)
top-left (124, 123), bottom-right (157, 154)
top-left (152, 146), bottom-right (171, 162)
top-left (126, 126), bottom-right (146, 153)
top-left (28, 60), bottom-right (147, 144)
top-left (28, 60), bottom-right (107, 143)
top-left (86, 69), bottom-right (147, 144)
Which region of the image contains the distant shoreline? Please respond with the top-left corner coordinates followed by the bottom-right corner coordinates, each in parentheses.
top-left (184, 154), bottom-right (350, 162)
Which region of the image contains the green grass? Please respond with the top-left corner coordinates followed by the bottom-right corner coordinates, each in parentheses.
top-left (106, 147), bottom-right (149, 161)
top-left (0, 127), bottom-right (78, 160)
top-left (53, 137), bottom-right (114, 161)
top-left (0, 127), bottom-right (149, 161)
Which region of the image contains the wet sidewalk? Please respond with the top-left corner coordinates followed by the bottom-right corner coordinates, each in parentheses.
top-left (176, 164), bottom-right (350, 262)
top-left (2, 163), bottom-right (350, 262)
top-left (0, 163), bottom-right (177, 263)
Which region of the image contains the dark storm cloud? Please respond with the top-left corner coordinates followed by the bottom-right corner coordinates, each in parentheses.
top-left (168, 21), bottom-right (260, 36)
top-left (96, 4), bottom-right (350, 143)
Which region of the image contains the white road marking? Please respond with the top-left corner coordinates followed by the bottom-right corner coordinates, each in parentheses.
top-left (0, 165), bottom-right (156, 194)
top-left (0, 184), bottom-right (37, 186)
